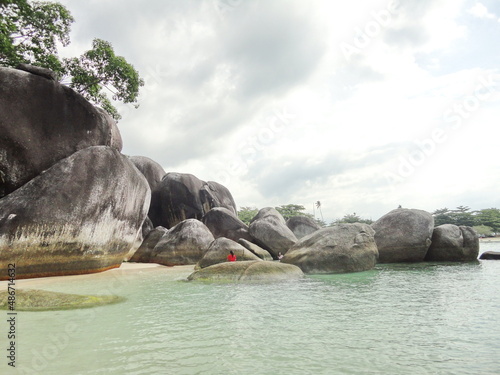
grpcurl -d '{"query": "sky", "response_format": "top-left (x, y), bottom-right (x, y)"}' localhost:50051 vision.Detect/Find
top-left (54, 0), bottom-right (500, 223)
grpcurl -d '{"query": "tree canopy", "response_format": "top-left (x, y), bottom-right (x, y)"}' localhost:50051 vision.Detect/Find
top-left (0, 0), bottom-right (143, 120)
top-left (237, 204), bottom-right (326, 227)
top-left (332, 213), bottom-right (373, 225)
top-left (275, 204), bottom-right (313, 221)
top-left (432, 207), bottom-right (500, 232)
top-left (237, 206), bottom-right (259, 226)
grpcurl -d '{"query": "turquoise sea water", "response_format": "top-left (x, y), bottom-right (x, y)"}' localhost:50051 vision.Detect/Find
top-left (2, 243), bottom-right (500, 375)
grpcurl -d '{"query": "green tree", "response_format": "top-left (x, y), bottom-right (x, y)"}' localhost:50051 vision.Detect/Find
top-left (314, 218), bottom-right (327, 227)
top-left (450, 206), bottom-right (475, 227)
top-left (432, 207), bottom-right (475, 227)
top-left (237, 206), bottom-right (259, 226)
top-left (331, 213), bottom-right (373, 225)
top-left (432, 208), bottom-right (453, 226)
top-left (473, 225), bottom-right (494, 237)
top-left (275, 204), bottom-right (313, 221)
top-left (0, 0), bottom-right (143, 120)
top-left (64, 39), bottom-right (144, 120)
top-left (474, 208), bottom-right (500, 233)
top-left (0, 0), bottom-right (73, 73)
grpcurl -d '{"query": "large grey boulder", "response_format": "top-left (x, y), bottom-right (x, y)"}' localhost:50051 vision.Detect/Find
top-left (149, 219), bottom-right (214, 266)
top-left (286, 216), bottom-right (321, 239)
top-left (0, 146), bottom-right (150, 280)
top-left (151, 172), bottom-right (205, 228)
top-left (237, 239), bottom-right (273, 261)
top-left (202, 207), bottom-right (253, 242)
top-left (187, 260), bottom-right (304, 282)
top-left (372, 208), bottom-right (434, 263)
top-left (425, 224), bottom-right (479, 261)
top-left (200, 181), bottom-right (237, 216)
top-left (248, 207), bottom-right (297, 258)
top-left (141, 216), bottom-right (154, 239)
top-left (281, 224), bottom-right (378, 274)
top-left (151, 173), bottom-right (237, 228)
top-left (129, 226), bottom-right (168, 263)
top-left (128, 155), bottom-right (166, 192)
top-left (128, 155), bottom-right (167, 225)
top-left (0, 67), bottom-right (121, 198)
top-left (197, 237), bottom-right (262, 269)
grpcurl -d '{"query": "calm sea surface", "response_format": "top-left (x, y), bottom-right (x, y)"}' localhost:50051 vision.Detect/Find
top-left (3, 243), bottom-right (500, 375)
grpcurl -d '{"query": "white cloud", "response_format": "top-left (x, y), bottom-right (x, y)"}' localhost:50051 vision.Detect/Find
top-left (468, 2), bottom-right (497, 19)
top-left (54, 0), bottom-right (500, 221)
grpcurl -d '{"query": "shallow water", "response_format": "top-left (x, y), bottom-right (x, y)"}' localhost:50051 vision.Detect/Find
top-left (2, 243), bottom-right (500, 375)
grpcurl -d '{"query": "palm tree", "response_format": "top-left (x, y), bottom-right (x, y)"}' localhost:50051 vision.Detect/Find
top-left (315, 201), bottom-right (323, 221)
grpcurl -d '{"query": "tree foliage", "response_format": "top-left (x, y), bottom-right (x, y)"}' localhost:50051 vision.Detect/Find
top-left (474, 208), bottom-right (500, 232)
top-left (331, 213), bottom-right (373, 225)
top-left (64, 39), bottom-right (144, 120)
top-left (0, 0), bottom-right (72, 72)
top-left (237, 206), bottom-right (259, 226)
top-left (238, 204), bottom-right (317, 225)
top-left (433, 207), bottom-right (500, 232)
top-left (275, 204), bottom-right (313, 221)
top-left (0, 0), bottom-right (143, 120)
top-left (473, 225), bottom-right (494, 237)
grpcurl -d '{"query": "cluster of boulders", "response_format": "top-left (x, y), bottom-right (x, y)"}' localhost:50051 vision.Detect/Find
top-left (130, 205), bottom-right (481, 281)
top-left (0, 65), bottom-right (485, 282)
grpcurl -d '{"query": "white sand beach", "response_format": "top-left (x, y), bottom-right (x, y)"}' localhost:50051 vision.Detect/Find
top-left (13, 262), bottom-right (195, 289)
top-left (479, 236), bottom-right (500, 243)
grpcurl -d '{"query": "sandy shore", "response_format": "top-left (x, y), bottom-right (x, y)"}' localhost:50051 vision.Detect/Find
top-left (479, 237), bottom-right (500, 243)
top-left (7, 238), bottom-right (499, 289)
top-left (13, 262), bottom-right (195, 289)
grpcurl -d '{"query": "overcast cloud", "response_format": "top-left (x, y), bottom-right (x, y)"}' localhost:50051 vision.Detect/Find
top-left (56, 0), bottom-right (500, 222)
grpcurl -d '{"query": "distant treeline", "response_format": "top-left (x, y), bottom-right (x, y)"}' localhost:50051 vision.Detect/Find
top-left (432, 206), bottom-right (500, 235)
top-left (238, 205), bottom-right (500, 236)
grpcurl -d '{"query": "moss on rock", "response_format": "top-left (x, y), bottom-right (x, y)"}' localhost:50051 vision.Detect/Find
top-left (0, 289), bottom-right (125, 311)
top-left (187, 260), bottom-right (304, 282)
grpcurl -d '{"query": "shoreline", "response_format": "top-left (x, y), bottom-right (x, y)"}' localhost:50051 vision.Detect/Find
top-left (6, 238), bottom-right (499, 289)
top-left (11, 262), bottom-right (195, 289)
top-left (479, 237), bottom-right (500, 243)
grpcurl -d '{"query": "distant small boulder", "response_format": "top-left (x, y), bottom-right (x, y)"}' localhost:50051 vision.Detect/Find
top-left (479, 251), bottom-right (500, 260)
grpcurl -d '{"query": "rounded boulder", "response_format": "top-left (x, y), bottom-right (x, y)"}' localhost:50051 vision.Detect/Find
top-left (0, 146), bottom-right (150, 279)
top-left (281, 223), bottom-right (378, 274)
top-left (248, 207), bottom-right (297, 258)
top-left (286, 216), bottom-right (321, 239)
top-left (425, 224), bottom-right (479, 261)
top-left (0, 67), bottom-right (121, 198)
top-left (187, 260), bottom-right (304, 282)
top-left (202, 207), bottom-right (252, 242)
top-left (371, 208), bottom-right (434, 263)
top-left (197, 237), bottom-right (262, 269)
top-left (149, 219), bottom-right (214, 266)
